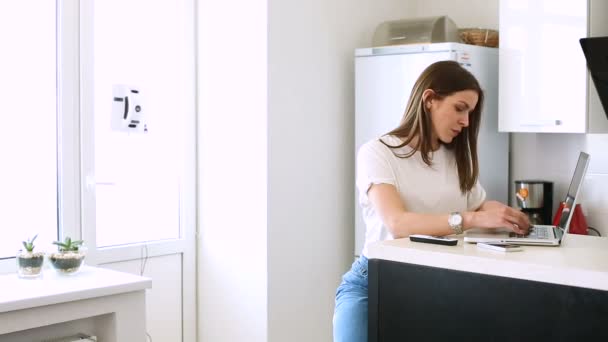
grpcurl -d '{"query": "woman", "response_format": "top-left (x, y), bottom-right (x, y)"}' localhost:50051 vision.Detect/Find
top-left (333, 60), bottom-right (530, 342)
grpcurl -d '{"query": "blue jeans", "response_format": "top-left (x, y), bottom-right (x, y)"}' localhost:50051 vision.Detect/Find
top-left (333, 256), bottom-right (368, 342)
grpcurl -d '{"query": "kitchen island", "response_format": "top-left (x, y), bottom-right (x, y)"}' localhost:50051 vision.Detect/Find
top-left (367, 234), bottom-right (608, 341)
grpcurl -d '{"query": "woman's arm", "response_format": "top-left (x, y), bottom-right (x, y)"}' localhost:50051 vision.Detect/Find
top-left (368, 184), bottom-right (531, 238)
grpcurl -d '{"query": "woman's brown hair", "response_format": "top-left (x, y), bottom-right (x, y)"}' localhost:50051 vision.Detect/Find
top-left (380, 60), bottom-right (484, 193)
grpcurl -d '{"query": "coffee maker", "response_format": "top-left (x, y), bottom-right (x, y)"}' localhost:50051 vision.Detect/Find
top-left (514, 180), bottom-right (553, 225)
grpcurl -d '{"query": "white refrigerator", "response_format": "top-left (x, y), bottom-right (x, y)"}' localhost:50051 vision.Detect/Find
top-left (354, 42), bottom-right (508, 256)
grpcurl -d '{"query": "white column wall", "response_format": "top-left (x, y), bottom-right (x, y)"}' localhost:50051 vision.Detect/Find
top-left (197, 1), bottom-right (421, 341)
top-left (267, 1), bottom-right (413, 341)
top-left (197, 0), bottom-right (268, 341)
top-left (412, 0), bottom-right (498, 29)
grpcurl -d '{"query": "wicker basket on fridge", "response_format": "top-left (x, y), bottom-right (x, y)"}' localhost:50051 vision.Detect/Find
top-left (459, 28), bottom-right (499, 47)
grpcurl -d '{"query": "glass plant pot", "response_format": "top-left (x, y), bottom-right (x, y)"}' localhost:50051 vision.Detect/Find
top-left (16, 250), bottom-right (45, 278)
top-left (49, 249), bottom-right (86, 275)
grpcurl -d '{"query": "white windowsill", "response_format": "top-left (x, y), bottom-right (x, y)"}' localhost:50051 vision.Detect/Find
top-left (0, 266), bottom-right (151, 314)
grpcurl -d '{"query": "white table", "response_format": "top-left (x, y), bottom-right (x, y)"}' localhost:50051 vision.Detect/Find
top-left (0, 266), bottom-right (151, 342)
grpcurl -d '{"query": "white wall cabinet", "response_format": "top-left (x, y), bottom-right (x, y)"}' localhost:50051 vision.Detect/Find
top-left (498, 0), bottom-right (608, 133)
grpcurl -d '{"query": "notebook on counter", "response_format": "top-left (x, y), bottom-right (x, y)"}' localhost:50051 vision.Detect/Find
top-left (464, 152), bottom-right (590, 246)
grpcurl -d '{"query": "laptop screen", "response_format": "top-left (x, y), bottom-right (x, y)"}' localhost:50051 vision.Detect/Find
top-left (557, 152), bottom-right (590, 231)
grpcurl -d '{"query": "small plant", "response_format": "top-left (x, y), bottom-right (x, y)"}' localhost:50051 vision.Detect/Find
top-left (49, 236), bottom-right (86, 275)
top-left (52, 236), bottom-right (84, 252)
top-left (17, 234), bottom-right (44, 278)
top-left (22, 234), bottom-right (38, 252)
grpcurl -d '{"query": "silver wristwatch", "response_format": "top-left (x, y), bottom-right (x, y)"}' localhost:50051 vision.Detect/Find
top-left (448, 212), bottom-right (463, 235)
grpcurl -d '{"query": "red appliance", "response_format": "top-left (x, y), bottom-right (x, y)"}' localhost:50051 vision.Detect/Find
top-left (553, 202), bottom-right (588, 235)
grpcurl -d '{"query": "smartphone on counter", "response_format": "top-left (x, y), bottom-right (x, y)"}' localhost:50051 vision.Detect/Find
top-left (409, 234), bottom-right (458, 246)
top-left (476, 242), bottom-right (522, 252)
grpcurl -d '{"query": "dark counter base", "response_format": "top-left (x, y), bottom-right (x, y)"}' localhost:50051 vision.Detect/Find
top-left (369, 258), bottom-right (608, 342)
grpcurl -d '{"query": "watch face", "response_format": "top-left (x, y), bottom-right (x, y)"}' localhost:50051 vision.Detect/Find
top-left (449, 213), bottom-right (462, 226)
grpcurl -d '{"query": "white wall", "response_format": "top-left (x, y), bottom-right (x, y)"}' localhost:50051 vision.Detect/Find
top-left (267, 1), bottom-right (414, 341)
top-left (413, 0), bottom-right (608, 236)
top-left (510, 134), bottom-right (608, 236)
top-left (101, 255), bottom-right (182, 342)
top-left (412, 0), bottom-right (499, 29)
top-left (198, 1), bottom-right (412, 341)
top-left (197, 0), bottom-right (268, 341)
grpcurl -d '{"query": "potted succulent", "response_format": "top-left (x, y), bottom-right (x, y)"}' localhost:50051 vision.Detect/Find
top-left (17, 235), bottom-right (44, 278)
top-left (49, 236), bottom-right (86, 275)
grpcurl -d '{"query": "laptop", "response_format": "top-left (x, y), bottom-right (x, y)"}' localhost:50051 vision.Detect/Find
top-left (464, 152), bottom-right (590, 246)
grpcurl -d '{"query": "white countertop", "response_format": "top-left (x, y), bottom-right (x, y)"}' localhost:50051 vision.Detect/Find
top-left (368, 233), bottom-right (608, 291)
top-left (0, 266), bottom-right (151, 313)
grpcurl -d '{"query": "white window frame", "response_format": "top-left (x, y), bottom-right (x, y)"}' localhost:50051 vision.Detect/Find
top-left (78, 0), bottom-right (196, 264)
top-left (58, 0), bottom-right (83, 248)
top-left (79, 0), bottom-right (196, 340)
top-left (0, 1), bottom-right (197, 340)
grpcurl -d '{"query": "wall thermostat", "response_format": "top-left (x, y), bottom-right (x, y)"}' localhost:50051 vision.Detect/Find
top-left (112, 84), bottom-right (147, 133)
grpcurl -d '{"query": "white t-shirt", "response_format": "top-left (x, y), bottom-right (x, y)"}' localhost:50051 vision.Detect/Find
top-left (356, 135), bottom-right (486, 257)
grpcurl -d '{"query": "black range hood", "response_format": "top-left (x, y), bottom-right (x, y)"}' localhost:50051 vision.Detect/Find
top-left (580, 36), bottom-right (608, 121)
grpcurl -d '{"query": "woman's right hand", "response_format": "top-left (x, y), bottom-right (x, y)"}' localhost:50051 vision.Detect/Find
top-left (466, 201), bottom-right (531, 235)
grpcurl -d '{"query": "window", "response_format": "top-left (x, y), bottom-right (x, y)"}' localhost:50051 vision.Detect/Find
top-left (0, 0), bottom-right (195, 268)
top-left (0, 2), bottom-right (196, 338)
top-left (0, 1), bottom-right (58, 259)
top-left (91, 0), bottom-right (191, 247)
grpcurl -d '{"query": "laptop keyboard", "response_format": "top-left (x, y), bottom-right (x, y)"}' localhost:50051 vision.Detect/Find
top-left (509, 226), bottom-right (550, 239)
